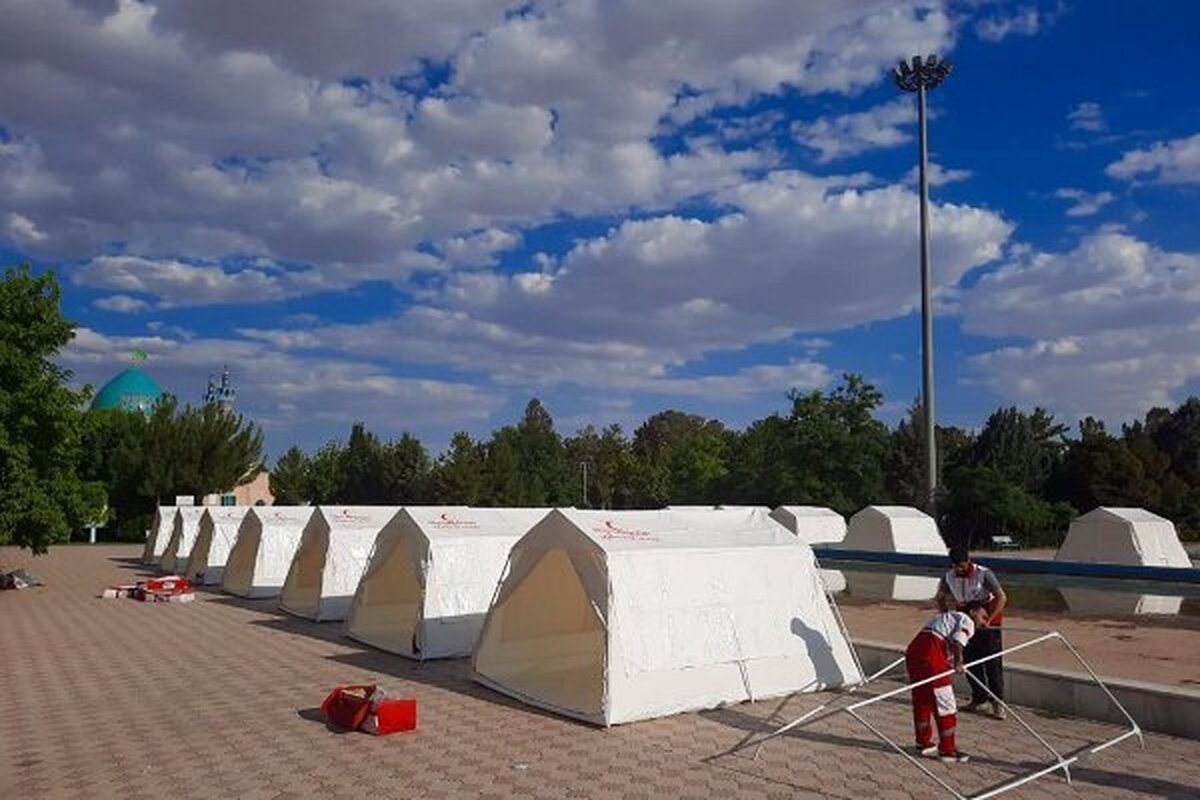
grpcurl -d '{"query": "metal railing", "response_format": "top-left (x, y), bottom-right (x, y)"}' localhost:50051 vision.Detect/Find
top-left (739, 627), bottom-right (1144, 799)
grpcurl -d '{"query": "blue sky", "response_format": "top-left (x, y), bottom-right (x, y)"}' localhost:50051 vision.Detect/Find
top-left (2, 0), bottom-right (1198, 460)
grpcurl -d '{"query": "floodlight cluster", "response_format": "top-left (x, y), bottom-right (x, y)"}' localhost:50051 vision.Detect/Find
top-left (893, 54), bottom-right (953, 92)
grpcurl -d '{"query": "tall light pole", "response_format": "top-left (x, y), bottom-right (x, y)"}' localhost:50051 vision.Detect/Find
top-left (894, 54), bottom-right (952, 512)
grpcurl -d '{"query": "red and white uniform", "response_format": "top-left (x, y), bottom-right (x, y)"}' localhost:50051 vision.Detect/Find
top-left (906, 611), bottom-right (975, 755)
top-left (942, 563), bottom-right (1003, 625)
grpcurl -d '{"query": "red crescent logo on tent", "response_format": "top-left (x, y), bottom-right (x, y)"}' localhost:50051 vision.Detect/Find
top-left (596, 520), bottom-right (656, 541)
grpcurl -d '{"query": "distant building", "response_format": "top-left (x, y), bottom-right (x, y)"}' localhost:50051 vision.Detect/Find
top-left (89, 368), bottom-right (163, 415)
top-left (203, 470), bottom-right (275, 507)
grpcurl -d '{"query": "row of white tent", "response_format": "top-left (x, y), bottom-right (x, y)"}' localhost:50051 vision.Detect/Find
top-left (142, 504), bottom-right (865, 725)
top-left (139, 501), bottom-right (1189, 726)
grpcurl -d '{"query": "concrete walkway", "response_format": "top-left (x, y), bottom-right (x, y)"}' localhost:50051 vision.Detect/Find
top-left (2, 545), bottom-right (1199, 799)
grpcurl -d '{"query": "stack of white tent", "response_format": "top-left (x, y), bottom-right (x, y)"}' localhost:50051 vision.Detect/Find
top-left (280, 506), bottom-right (401, 621)
top-left (844, 506), bottom-right (947, 555)
top-left (345, 506), bottom-right (550, 659)
top-left (185, 506), bottom-right (252, 585)
top-left (770, 506), bottom-right (847, 546)
top-left (159, 506), bottom-right (207, 574)
top-left (223, 506), bottom-right (316, 598)
top-left (142, 506), bottom-right (178, 565)
top-left (1056, 507), bottom-right (1191, 568)
top-left (472, 508), bottom-right (861, 726)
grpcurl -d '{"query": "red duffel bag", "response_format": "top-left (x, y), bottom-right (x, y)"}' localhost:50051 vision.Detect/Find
top-left (362, 698), bottom-right (418, 735)
top-left (320, 684), bottom-right (376, 731)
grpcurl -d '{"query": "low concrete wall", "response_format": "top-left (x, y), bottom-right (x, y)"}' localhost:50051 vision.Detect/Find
top-left (854, 639), bottom-right (1200, 741)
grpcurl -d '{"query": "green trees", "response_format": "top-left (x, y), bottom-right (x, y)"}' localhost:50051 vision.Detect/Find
top-left (270, 446), bottom-right (310, 506)
top-left (0, 266), bottom-right (105, 552)
top-left (629, 411), bottom-right (730, 506)
top-left (82, 396), bottom-right (265, 539)
top-left (782, 375), bottom-right (891, 515)
top-left (7, 257), bottom-right (1200, 557)
top-left (433, 432), bottom-right (486, 504)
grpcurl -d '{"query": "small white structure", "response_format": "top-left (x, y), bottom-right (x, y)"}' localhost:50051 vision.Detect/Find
top-left (159, 506), bottom-right (207, 574)
top-left (223, 506), bottom-right (316, 598)
top-left (142, 506), bottom-right (178, 564)
top-left (472, 508), bottom-right (861, 726)
top-left (1056, 507), bottom-right (1191, 568)
top-left (844, 506), bottom-right (947, 555)
top-left (345, 507), bottom-right (550, 659)
top-left (279, 506), bottom-right (401, 621)
top-left (770, 506), bottom-right (847, 546)
top-left (185, 506), bottom-right (252, 585)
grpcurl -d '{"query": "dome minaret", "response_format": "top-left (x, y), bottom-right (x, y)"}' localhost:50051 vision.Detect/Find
top-left (204, 364), bottom-right (237, 411)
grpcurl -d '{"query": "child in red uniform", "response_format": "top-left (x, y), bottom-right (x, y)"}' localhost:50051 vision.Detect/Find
top-left (906, 601), bottom-right (990, 763)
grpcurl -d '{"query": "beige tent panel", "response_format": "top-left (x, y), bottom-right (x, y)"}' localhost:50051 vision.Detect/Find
top-left (159, 507), bottom-right (207, 574)
top-left (474, 547), bottom-right (606, 720)
top-left (186, 507), bottom-right (251, 585)
top-left (143, 507), bottom-right (178, 564)
top-left (280, 506), bottom-right (401, 621)
top-left (222, 506), bottom-right (314, 598)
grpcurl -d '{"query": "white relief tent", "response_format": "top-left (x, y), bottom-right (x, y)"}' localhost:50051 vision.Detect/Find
top-left (184, 506), bottom-right (252, 585)
top-left (280, 506), bottom-right (401, 621)
top-left (472, 508), bottom-right (862, 726)
top-left (223, 506), bottom-right (317, 598)
top-left (770, 506), bottom-right (847, 546)
top-left (159, 506), bottom-right (207, 574)
top-left (142, 506), bottom-right (179, 564)
top-left (345, 506), bottom-right (551, 659)
top-left (844, 505), bottom-right (947, 555)
top-left (1056, 507), bottom-right (1191, 568)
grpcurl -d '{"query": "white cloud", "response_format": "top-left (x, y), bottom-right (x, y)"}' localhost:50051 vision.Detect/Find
top-left (0, 0), bottom-right (954, 287)
top-left (1053, 188), bottom-right (1114, 217)
top-left (962, 232), bottom-right (1200, 422)
top-left (1106, 133), bottom-right (1200, 185)
top-left (904, 162), bottom-right (972, 186)
top-left (4, 211), bottom-right (47, 244)
top-left (793, 99), bottom-right (914, 163)
top-left (975, 4), bottom-right (1061, 42)
top-left (93, 294), bottom-right (150, 313)
top-left (1067, 101), bottom-right (1107, 133)
top-left (241, 171), bottom-right (1010, 395)
top-left (63, 326), bottom-right (504, 449)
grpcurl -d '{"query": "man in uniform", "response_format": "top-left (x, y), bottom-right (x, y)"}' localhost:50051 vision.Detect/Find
top-left (936, 545), bottom-right (1008, 719)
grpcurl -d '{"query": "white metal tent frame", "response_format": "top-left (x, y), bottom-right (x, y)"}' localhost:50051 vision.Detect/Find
top-left (737, 626), bottom-right (1143, 800)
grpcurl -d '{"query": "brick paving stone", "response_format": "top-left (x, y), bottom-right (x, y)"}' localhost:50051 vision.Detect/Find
top-left (2, 544), bottom-right (1200, 799)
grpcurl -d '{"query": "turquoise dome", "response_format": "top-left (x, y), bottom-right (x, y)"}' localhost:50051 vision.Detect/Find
top-left (90, 368), bottom-right (163, 414)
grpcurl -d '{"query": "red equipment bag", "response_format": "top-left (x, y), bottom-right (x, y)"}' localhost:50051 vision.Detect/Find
top-left (362, 698), bottom-right (418, 735)
top-left (145, 576), bottom-right (191, 594)
top-left (320, 684), bottom-right (376, 731)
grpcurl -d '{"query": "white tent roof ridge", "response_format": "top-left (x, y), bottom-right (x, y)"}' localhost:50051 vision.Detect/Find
top-left (770, 506), bottom-right (847, 546)
top-left (545, 508), bottom-right (799, 552)
top-left (1083, 506), bottom-right (1169, 523)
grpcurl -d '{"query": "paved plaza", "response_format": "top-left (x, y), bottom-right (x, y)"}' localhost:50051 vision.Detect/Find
top-left (2, 545), bottom-right (1198, 799)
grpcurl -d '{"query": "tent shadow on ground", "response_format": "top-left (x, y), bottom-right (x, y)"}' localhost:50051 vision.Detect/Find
top-left (107, 556), bottom-right (158, 577)
top-left (203, 591), bottom-right (289, 616)
top-left (324, 649), bottom-right (595, 728)
top-left (246, 613), bottom-right (358, 645)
